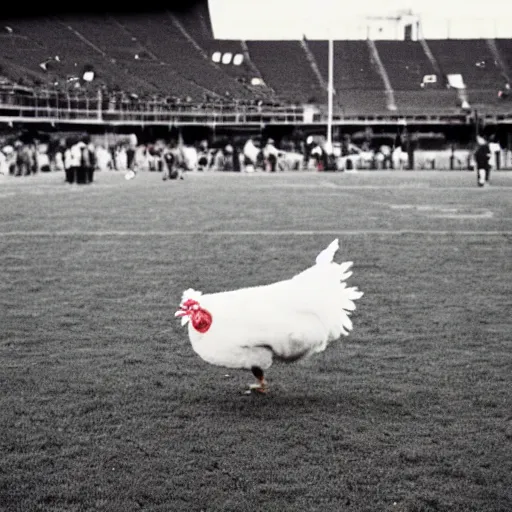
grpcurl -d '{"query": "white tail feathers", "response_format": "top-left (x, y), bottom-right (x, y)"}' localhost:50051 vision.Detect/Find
top-left (346, 287), bottom-right (364, 301)
top-left (342, 286), bottom-right (364, 313)
top-left (339, 286), bottom-right (364, 335)
top-left (338, 261), bottom-right (353, 281)
top-left (340, 314), bottom-right (353, 333)
top-left (315, 238), bottom-right (339, 265)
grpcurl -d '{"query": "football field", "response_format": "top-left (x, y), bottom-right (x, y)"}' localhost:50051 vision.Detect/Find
top-left (1, 170), bottom-right (511, 511)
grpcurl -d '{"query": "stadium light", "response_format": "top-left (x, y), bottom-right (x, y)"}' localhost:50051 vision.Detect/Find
top-left (222, 53), bottom-right (233, 64)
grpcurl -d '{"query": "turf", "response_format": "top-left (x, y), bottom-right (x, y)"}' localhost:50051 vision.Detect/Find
top-left (0, 170), bottom-right (511, 512)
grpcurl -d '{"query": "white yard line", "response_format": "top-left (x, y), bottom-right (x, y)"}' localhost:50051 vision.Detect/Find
top-left (0, 230), bottom-right (510, 236)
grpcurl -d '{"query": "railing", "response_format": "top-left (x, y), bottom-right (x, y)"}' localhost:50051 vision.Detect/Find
top-left (0, 89), bottom-right (511, 125)
top-left (0, 90), bottom-right (309, 124)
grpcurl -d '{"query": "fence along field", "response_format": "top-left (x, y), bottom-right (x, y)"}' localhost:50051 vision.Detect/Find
top-left (0, 170), bottom-right (511, 511)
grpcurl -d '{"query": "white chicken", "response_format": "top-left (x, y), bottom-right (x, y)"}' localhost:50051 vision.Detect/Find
top-left (175, 239), bottom-right (363, 394)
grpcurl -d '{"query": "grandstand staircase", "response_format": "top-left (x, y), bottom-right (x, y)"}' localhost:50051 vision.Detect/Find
top-left (167, 12), bottom-right (268, 100)
top-left (300, 39), bottom-right (328, 93)
top-left (114, 18), bottom-right (223, 99)
top-left (366, 39), bottom-right (396, 111)
top-left (419, 36), bottom-right (468, 107)
top-left (60, 21), bottom-right (106, 58)
top-left (486, 38), bottom-right (511, 84)
top-left (167, 12), bottom-right (210, 60)
top-left (167, 14), bottom-right (271, 101)
top-left (54, 17), bottom-right (164, 95)
top-left (418, 36), bottom-right (443, 82)
top-left (109, 18), bottom-right (159, 61)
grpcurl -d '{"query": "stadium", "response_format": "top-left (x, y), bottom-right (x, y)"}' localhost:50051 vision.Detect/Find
top-left (1, 1), bottom-right (511, 511)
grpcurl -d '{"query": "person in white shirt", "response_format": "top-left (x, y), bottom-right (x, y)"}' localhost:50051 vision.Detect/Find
top-left (69, 140), bottom-right (84, 184)
top-left (37, 150), bottom-right (50, 173)
top-left (263, 138), bottom-right (279, 172)
top-left (0, 149), bottom-right (7, 175)
top-left (126, 133), bottom-right (138, 174)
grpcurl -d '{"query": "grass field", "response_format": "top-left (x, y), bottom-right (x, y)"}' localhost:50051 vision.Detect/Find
top-left (1, 170), bottom-right (511, 512)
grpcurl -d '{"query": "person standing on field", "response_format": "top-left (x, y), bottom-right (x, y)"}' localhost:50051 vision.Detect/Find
top-left (474, 135), bottom-right (491, 187)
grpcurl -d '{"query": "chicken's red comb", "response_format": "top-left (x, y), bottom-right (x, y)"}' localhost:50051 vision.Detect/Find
top-left (175, 299), bottom-right (200, 317)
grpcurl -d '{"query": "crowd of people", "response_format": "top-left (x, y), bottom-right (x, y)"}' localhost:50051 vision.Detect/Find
top-left (0, 131), bottom-right (503, 186)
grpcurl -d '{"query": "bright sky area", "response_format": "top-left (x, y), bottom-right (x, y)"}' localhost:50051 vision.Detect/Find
top-left (208, 0), bottom-right (512, 39)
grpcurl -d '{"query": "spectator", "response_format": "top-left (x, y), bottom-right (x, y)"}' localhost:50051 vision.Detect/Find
top-left (474, 135), bottom-right (491, 187)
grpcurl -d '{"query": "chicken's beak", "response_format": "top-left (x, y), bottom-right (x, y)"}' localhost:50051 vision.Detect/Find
top-left (175, 307), bottom-right (191, 326)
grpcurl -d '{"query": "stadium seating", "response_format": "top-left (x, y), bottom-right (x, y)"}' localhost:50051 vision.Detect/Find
top-left (1, 6), bottom-right (512, 116)
top-left (59, 16), bottom-right (144, 62)
top-left (114, 15), bottom-right (252, 100)
top-left (374, 41), bottom-right (437, 90)
top-left (0, 18), bottom-right (156, 93)
top-left (173, 3), bottom-right (214, 40)
top-left (245, 41), bottom-right (325, 103)
top-left (494, 39), bottom-right (512, 80)
top-left (307, 41), bottom-right (383, 91)
top-left (107, 60), bottom-right (207, 99)
top-left (466, 89), bottom-right (512, 112)
top-left (7, 18), bottom-right (99, 58)
top-left (427, 39), bottom-right (503, 89)
top-left (196, 39), bottom-right (250, 82)
top-left (393, 90), bottom-right (461, 113)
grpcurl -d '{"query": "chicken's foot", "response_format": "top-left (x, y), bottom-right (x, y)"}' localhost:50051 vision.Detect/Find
top-left (246, 366), bottom-right (268, 394)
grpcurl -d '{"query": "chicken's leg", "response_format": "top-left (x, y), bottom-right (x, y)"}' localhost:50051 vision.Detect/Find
top-left (248, 366), bottom-right (268, 394)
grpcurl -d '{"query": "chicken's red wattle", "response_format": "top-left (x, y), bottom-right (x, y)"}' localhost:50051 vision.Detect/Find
top-left (177, 299), bottom-right (213, 333)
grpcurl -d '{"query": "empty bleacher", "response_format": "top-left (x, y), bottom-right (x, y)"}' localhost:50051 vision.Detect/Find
top-left (61, 16), bottom-right (143, 57)
top-left (393, 90), bottom-right (461, 113)
top-left (494, 39), bottom-right (512, 80)
top-left (245, 41), bottom-right (324, 103)
top-left (307, 41), bottom-right (383, 91)
top-left (108, 60), bottom-right (208, 99)
top-left (1, 7), bottom-right (512, 116)
top-left (0, 18), bottom-right (151, 92)
top-left (427, 39), bottom-right (503, 89)
top-left (115, 14), bottom-right (251, 99)
top-left (465, 88), bottom-right (512, 112)
top-left (196, 39), bottom-right (250, 82)
top-left (375, 41), bottom-right (437, 90)
top-left (172, 3), bottom-right (213, 41)
top-left (7, 18), bottom-right (99, 58)
top-left (336, 89), bottom-right (388, 115)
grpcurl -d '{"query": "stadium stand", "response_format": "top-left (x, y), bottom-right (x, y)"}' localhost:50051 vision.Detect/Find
top-left (307, 41), bottom-right (383, 91)
top-left (114, 14), bottom-right (253, 100)
top-left (173, 2), bottom-right (214, 40)
top-left (0, 17), bottom-right (159, 94)
top-left (60, 16), bottom-right (143, 57)
top-left (393, 90), bottom-right (461, 113)
top-left (195, 39), bottom-right (253, 84)
top-left (245, 41), bottom-right (325, 104)
top-left (335, 90), bottom-right (388, 115)
top-left (374, 41), bottom-right (438, 90)
top-left (427, 39), bottom-right (503, 89)
top-left (305, 40), bottom-right (391, 112)
top-left (494, 39), bottom-right (512, 79)
top-left (1, 3), bottom-right (512, 119)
